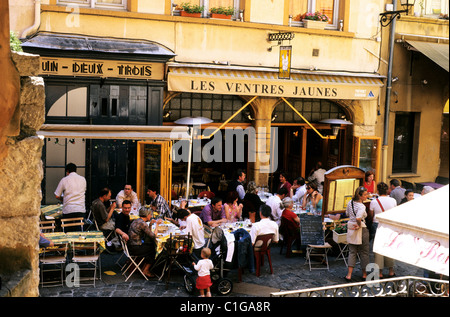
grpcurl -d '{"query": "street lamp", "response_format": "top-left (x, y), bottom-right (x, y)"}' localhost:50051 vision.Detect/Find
top-left (174, 116), bottom-right (213, 200)
top-left (379, 0), bottom-right (416, 27)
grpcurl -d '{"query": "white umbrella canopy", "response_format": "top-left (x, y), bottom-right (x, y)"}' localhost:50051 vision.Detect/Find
top-left (174, 116), bottom-right (213, 126)
top-left (373, 185), bottom-right (449, 276)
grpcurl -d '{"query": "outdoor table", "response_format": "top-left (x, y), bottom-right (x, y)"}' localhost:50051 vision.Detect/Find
top-left (41, 204), bottom-right (63, 220)
top-left (151, 220), bottom-right (183, 256)
top-left (257, 192), bottom-right (273, 203)
top-left (171, 198), bottom-right (211, 209)
top-left (39, 231), bottom-right (106, 253)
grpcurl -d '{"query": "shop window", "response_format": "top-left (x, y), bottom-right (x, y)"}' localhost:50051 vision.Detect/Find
top-left (46, 85), bottom-right (88, 122)
top-left (164, 93), bottom-right (246, 123)
top-left (57, 0), bottom-right (127, 10)
top-left (352, 137), bottom-right (381, 182)
top-left (392, 112), bottom-right (420, 174)
top-left (290, 0), bottom-right (341, 29)
top-left (273, 98), bottom-right (348, 123)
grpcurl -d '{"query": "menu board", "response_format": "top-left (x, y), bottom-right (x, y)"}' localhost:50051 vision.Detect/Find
top-left (327, 178), bottom-right (360, 211)
top-left (299, 214), bottom-right (325, 246)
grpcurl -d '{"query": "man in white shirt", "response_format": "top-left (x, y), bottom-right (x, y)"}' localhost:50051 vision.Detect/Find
top-left (250, 205), bottom-right (279, 245)
top-left (54, 163), bottom-right (87, 221)
top-left (178, 208), bottom-right (205, 259)
top-left (265, 187), bottom-right (288, 226)
top-left (290, 177), bottom-right (307, 205)
top-left (116, 184), bottom-right (139, 208)
top-left (308, 162), bottom-right (326, 194)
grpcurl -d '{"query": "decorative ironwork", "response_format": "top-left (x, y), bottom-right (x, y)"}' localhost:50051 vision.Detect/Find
top-left (268, 32), bottom-right (295, 44)
top-left (270, 276), bottom-right (449, 298)
top-left (379, 0), bottom-right (416, 28)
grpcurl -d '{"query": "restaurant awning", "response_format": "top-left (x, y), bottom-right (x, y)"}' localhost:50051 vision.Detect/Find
top-left (36, 124), bottom-right (192, 141)
top-left (167, 64), bottom-right (384, 100)
top-left (373, 185), bottom-right (449, 276)
top-left (405, 40), bottom-right (449, 72)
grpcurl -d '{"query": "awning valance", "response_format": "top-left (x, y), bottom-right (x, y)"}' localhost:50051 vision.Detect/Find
top-left (405, 40), bottom-right (449, 72)
top-left (167, 65), bottom-right (384, 100)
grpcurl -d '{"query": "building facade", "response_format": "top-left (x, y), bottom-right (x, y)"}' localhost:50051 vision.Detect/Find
top-left (9, 0), bottom-right (449, 204)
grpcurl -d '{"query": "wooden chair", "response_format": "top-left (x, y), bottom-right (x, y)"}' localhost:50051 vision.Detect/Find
top-left (197, 191), bottom-right (215, 199)
top-left (253, 234), bottom-right (275, 277)
top-left (192, 183), bottom-right (208, 197)
top-left (71, 241), bottom-right (101, 286)
top-left (279, 217), bottom-right (300, 258)
top-left (39, 220), bottom-right (56, 233)
top-left (61, 217), bottom-right (84, 232)
top-left (39, 243), bottom-right (68, 287)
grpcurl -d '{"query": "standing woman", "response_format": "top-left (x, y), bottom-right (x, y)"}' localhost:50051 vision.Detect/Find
top-left (363, 171), bottom-right (376, 195)
top-left (344, 186), bottom-right (370, 282)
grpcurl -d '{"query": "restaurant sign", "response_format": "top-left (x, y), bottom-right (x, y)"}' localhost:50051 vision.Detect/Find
top-left (39, 57), bottom-right (165, 80)
top-left (168, 67), bottom-right (383, 100)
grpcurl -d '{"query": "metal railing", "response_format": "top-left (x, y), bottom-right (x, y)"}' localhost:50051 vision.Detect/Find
top-left (270, 276), bottom-right (449, 297)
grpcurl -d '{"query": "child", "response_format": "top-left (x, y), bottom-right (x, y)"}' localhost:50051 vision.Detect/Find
top-left (192, 247), bottom-right (214, 297)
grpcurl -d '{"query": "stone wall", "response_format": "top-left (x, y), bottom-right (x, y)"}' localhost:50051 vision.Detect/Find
top-left (0, 51), bottom-right (45, 297)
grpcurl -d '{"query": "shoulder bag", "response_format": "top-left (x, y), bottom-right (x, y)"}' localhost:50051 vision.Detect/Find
top-left (346, 200), bottom-right (363, 245)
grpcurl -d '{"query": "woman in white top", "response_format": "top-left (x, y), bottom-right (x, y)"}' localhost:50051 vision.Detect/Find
top-left (369, 182), bottom-right (397, 278)
top-left (344, 186), bottom-right (370, 282)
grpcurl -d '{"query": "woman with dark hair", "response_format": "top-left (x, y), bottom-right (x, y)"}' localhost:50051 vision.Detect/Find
top-left (301, 181), bottom-right (323, 214)
top-left (344, 186), bottom-right (370, 282)
top-left (243, 181), bottom-right (263, 223)
top-left (224, 191), bottom-right (243, 222)
top-left (400, 189), bottom-right (415, 204)
top-left (363, 170), bottom-right (376, 195)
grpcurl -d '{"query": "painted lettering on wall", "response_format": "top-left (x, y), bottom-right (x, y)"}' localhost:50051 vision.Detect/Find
top-left (39, 57), bottom-right (164, 80)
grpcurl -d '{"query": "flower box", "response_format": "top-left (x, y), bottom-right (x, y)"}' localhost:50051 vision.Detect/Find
top-left (181, 11), bottom-right (202, 18)
top-left (211, 13), bottom-right (232, 19)
top-left (333, 230), bottom-right (347, 244)
top-left (303, 20), bottom-right (328, 30)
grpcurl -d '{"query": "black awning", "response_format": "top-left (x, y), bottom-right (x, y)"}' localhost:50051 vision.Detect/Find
top-left (21, 32), bottom-right (175, 62)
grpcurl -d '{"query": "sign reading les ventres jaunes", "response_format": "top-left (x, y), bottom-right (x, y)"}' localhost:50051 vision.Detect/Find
top-left (39, 57), bottom-right (165, 80)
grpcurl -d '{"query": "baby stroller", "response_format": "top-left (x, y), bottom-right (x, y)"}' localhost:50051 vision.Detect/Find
top-left (184, 226), bottom-right (233, 296)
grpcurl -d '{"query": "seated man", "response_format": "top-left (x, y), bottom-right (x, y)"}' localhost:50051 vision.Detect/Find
top-left (200, 196), bottom-right (227, 227)
top-left (249, 205), bottom-right (279, 246)
top-left (177, 208), bottom-right (206, 259)
top-left (91, 188), bottom-right (118, 251)
top-left (115, 199), bottom-right (132, 242)
top-left (265, 187), bottom-right (288, 226)
top-left (147, 186), bottom-right (173, 221)
top-left (116, 184), bottom-right (139, 209)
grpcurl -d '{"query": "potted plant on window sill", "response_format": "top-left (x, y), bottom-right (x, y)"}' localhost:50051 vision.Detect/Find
top-left (301, 11), bottom-right (330, 29)
top-left (210, 6), bottom-right (234, 19)
top-left (180, 2), bottom-right (204, 18)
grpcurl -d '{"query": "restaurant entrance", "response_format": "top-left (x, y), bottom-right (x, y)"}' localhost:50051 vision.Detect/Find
top-left (269, 125), bottom-right (349, 192)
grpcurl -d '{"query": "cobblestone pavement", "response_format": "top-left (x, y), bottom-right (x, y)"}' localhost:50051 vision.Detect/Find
top-left (39, 243), bottom-right (424, 298)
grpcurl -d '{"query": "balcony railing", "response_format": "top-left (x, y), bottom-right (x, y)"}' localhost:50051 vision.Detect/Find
top-left (270, 276), bottom-right (449, 297)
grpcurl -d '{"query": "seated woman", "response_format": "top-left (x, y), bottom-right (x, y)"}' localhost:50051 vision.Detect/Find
top-left (301, 181), bottom-right (323, 214)
top-left (243, 181), bottom-right (263, 223)
top-left (224, 191), bottom-right (243, 222)
top-left (400, 189), bottom-right (415, 204)
top-left (127, 207), bottom-right (162, 278)
top-left (363, 170), bottom-right (377, 195)
top-left (281, 197), bottom-right (300, 229)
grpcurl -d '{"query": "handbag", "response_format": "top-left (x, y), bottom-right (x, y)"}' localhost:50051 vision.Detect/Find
top-left (346, 200), bottom-right (363, 245)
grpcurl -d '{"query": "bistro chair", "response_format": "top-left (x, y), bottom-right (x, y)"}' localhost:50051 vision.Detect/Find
top-left (61, 217), bottom-right (85, 232)
top-left (71, 241), bottom-right (101, 287)
top-left (253, 234), bottom-right (275, 277)
top-left (279, 217), bottom-right (300, 258)
top-left (192, 183), bottom-right (208, 197)
top-left (197, 191), bottom-right (215, 199)
top-left (118, 236), bottom-right (149, 282)
top-left (39, 220), bottom-right (56, 233)
top-left (305, 242), bottom-right (332, 271)
top-left (39, 242), bottom-right (68, 287)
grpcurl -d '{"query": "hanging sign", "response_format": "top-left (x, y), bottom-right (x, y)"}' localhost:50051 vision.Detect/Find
top-left (279, 46), bottom-right (292, 79)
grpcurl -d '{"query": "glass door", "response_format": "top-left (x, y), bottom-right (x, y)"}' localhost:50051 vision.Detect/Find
top-left (136, 141), bottom-right (173, 205)
top-left (352, 136), bottom-right (381, 182)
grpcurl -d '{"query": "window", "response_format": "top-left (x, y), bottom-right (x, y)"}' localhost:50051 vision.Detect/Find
top-left (290, 0), bottom-right (341, 29)
top-left (46, 85), bottom-right (88, 122)
top-left (57, 0), bottom-right (127, 10)
top-left (414, 0), bottom-right (449, 16)
top-left (392, 112), bottom-right (420, 173)
top-left (175, 0), bottom-right (241, 19)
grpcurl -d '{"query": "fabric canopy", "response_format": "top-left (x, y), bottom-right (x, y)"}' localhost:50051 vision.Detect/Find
top-left (406, 40), bottom-right (449, 72)
top-left (373, 185), bottom-right (449, 276)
